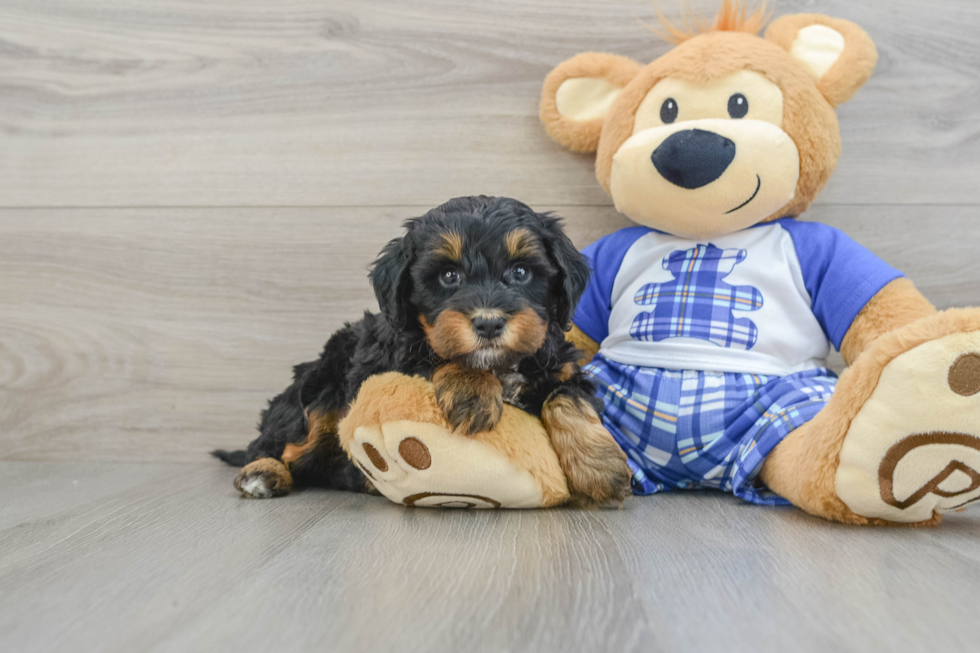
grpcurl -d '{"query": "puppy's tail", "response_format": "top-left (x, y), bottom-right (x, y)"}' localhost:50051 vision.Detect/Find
top-left (211, 449), bottom-right (247, 467)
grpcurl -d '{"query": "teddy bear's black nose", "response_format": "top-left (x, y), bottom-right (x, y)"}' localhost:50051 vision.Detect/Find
top-left (651, 129), bottom-right (736, 189)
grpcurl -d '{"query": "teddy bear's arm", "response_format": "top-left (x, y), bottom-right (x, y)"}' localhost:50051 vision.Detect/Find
top-left (839, 278), bottom-right (936, 366)
top-left (566, 324), bottom-right (600, 364)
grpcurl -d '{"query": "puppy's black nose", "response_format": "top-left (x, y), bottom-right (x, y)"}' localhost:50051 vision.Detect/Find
top-left (651, 129), bottom-right (736, 189)
top-left (473, 316), bottom-right (506, 340)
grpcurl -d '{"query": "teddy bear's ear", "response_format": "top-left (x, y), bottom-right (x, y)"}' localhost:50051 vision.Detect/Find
top-left (765, 14), bottom-right (878, 108)
top-left (540, 53), bottom-right (643, 153)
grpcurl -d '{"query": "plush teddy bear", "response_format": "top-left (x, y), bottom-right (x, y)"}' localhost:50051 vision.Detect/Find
top-left (343, 1), bottom-right (980, 524)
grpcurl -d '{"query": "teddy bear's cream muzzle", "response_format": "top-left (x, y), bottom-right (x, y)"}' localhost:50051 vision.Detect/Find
top-left (609, 118), bottom-right (800, 239)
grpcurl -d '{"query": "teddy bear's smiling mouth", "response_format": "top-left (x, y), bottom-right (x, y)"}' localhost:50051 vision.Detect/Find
top-left (724, 175), bottom-right (762, 215)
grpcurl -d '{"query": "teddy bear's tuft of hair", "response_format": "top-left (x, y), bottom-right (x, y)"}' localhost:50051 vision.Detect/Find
top-left (646, 0), bottom-right (772, 45)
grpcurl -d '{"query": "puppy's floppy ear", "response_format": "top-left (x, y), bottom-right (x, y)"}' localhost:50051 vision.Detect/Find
top-left (540, 52), bottom-right (643, 153)
top-left (765, 14), bottom-right (877, 108)
top-left (536, 213), bottom-right (591, 330)
top-left (369, 226), bottom-right (416, 330)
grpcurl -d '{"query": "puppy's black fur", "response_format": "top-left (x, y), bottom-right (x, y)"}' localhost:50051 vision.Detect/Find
top-left (213, 196), bottom-right (601, 495)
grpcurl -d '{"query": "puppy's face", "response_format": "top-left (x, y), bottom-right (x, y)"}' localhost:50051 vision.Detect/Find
top-left (371, 197), bottom-right (590, 371)
top-left (414, 222), bottom-right (554, 369)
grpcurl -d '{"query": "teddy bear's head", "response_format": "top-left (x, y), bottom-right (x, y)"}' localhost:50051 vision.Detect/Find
top-left (540, 1), bottom-right (878, 238)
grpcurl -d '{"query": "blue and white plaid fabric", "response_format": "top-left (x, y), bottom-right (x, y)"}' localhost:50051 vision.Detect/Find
top-left (630, 244), bottom-right (764, 350)
top-left (584, 354), bottom-right (837, 505)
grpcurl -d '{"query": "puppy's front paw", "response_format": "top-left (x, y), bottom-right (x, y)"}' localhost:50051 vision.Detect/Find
top-left (433, 364), bottom-right (503, 435)
top-left (233, 458), bottom-right (293, 499)
top-left (543, 395), bottom-right (631, 508)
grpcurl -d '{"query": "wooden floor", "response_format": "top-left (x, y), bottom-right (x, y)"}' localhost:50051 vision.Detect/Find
top-left (2, 1), bottom-right (980, 651)
top-left (3, 463), bottom-right (980, 653)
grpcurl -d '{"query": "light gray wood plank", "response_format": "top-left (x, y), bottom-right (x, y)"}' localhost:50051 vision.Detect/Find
top-left (1, 0), bottom-right (979, 207)
top-left (0, 462), bottom-right (365, 653)
top-left (2, 461), bottom-right (980, 653)
top-left (609, 497), bottom-right (980, 652)
top-left (0, 461), bottom-right (192, 529)
top-left (2, 205), bottom-right (978, 462)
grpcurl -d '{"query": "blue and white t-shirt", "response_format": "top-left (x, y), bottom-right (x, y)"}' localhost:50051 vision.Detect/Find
top-left (575, 219), bottom-right (904, 377)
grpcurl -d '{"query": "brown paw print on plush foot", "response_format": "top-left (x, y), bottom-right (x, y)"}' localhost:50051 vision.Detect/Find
top-left (346, 418), bottom-right (559, 509)
top-left (836, 332), bottom-right (980, 523)
top-left (338, 373), bottom-right (570, 509)
top-left (234, 458), bottom-right (294, 499)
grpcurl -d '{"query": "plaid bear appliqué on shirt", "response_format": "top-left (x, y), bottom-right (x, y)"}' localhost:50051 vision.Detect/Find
top-left (629, 244), bottom-right (764, 350)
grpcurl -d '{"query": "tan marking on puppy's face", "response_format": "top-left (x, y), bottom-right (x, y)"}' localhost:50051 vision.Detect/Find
top-left (420, 311), bottom-right (480, 359)
top-left (498, 308), bottom-right (549, 355)
top-left (610, 70), bottom-right (800, 238)
top-left (504, 228), bottom-right (543, 260)
top-left (433, 231), bottom-right (464, 261)
top-left (423, 307), bottom-right (548, 366)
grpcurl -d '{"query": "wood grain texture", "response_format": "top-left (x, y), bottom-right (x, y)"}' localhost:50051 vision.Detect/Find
top-left (1, 0), bottom-right (979, 207)
top-left (2, 206), bottom-right (978, 462)
top-left (2, 2), bottom-right (980, 651)
top-left (1, 461), bottom-right (980, 653)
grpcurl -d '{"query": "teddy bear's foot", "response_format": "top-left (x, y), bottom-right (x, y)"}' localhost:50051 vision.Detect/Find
top-left (760, 309), bottom-right (980, 525)
top-left (835, 330), bottom-right (980, 523)
top-left (234, 458), bottom-right (293, 499)
top-left (338, 373), bottom-right (570, 509)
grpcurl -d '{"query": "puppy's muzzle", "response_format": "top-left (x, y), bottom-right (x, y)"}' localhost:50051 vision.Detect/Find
top-left (472, 315), bottom-right (506, 340)
top-left (422, 307), bottom-right (548, 368)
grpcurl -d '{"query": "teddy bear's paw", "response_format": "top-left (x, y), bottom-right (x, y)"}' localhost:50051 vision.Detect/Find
top-left (234, 458), bottom-right (293, 499)
top-left (836, 331), bottom-right (980, 523)
top-left (346, 419), bottom-right (546, 509)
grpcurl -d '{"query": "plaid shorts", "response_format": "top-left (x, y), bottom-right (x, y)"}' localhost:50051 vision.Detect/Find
top-left (584, 354), bottom-right (838, 505)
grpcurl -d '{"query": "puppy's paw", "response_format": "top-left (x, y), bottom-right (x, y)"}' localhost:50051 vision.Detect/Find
top-left (433, 364), bottom-right (504, 435)
top-left (496, 370), bottom-right (527, 407)
top-left (233, 458), bottom-right (293, 499)
top-left (543, 395), bottom-right (632, 508)
top-left (442, 394), bottom-right (504, 436)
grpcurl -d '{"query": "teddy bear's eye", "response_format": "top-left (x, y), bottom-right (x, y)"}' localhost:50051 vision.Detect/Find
top-left (660, 98), bottom-right (678, 124)
top-left (728, 93), bottom-right (749, 119)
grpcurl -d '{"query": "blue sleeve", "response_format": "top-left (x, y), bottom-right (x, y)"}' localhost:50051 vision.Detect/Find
top-left (573, 226), bottom-right (651, 344)
top-left (779, 219), bottom-right (905, 349)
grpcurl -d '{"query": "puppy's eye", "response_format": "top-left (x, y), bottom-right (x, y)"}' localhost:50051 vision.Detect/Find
top-left (439, 269), bottom-right (460, 287)
top-left (660, 98), bottom-right (678, 124)
top-left (509, 265), bottom-right (531, 284)
top-left (727, 93), bottom-right (748, 119)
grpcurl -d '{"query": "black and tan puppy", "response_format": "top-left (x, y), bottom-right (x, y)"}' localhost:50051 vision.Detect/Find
top-left (213, 196), bottom-right (630, 506)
